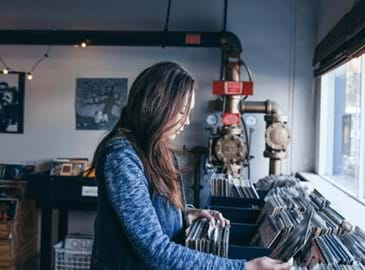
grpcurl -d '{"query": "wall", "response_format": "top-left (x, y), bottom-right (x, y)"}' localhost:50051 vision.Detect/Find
top-left (317, 0), bottom-right (354, 43)
top-left (0, 0), bottom-right (318, 236)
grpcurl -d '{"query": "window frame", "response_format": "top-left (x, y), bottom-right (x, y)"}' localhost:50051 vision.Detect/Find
top-left (317, 55), bottom-right (365, 200)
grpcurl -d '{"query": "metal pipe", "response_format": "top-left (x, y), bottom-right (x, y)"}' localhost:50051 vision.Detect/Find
top-left (220, 31), bottom-right (242, 53)
top-left (268, 100), bottom-right (284, 116)
top-left (269, 159), bottom-right (282, 176)
top-left (222, 0), bottom-right (228, 32)
top-left (241, 100), bottom-right (287, 176)
top-left (241, 101), bottom-right (268, 114)
top-left (223, 56), bottom-right (241, 114)
top-left (0, 30), bottom-right (243, 50)
top-left (240, 100), bottom-right (284, 116)
top-left (224, 96), bottom-right (241, 114)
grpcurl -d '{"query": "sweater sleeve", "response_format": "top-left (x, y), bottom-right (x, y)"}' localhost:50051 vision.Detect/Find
top-left (103, 145), bottom-right (246, 270)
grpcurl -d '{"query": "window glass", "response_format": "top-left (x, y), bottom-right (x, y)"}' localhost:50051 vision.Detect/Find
top-left (321, 57), bottom-right (362, 195)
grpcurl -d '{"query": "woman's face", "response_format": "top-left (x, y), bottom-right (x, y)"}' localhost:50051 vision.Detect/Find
top-left (168, 91), bottom-right (195, 141)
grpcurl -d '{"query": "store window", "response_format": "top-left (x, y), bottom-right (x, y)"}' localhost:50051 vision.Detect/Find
top-left (319, 55), bottom-right (364, 198)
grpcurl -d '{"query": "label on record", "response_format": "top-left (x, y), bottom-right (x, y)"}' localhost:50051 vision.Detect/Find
top-left (82, 186), bottom-right (98, 197)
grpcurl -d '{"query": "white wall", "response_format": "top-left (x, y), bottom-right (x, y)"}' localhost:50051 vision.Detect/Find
top-left (0, 0), bottom-right (319, 235)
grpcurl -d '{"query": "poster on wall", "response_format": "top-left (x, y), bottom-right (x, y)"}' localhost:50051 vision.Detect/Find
top-left (75, 78), bottom-right (128, 130)
top-left (0, 72), bottom-right (25, 133)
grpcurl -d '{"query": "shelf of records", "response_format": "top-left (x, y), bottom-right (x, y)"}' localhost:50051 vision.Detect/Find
top-left (0, 181), bottom-right (37, 269)
top-left (49, 158), bottom-right (94, 177)
top-left (0, 158), bottom-right (95, 183)
top-left (184, 174), bottom-right (365, 269)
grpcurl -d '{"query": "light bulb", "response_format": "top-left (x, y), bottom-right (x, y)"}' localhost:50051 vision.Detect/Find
top-left (81, 42), bottom-right (87, 48)
top-left (27, 73), bottom-right (33, 80)
top-left (2, 68), bottom-right (9, 74)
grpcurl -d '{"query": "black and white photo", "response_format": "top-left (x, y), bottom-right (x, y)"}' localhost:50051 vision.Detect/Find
top-left (75, 78), bottom-right (128, 130)
top-left (0, 72), bottom-right (25, 133)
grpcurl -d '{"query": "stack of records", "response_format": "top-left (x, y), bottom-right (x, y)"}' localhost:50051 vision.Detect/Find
top-left (210, 173), bottom-right (259, 199)
top-left (252, 183), bottom-right (354, 265)
top-left (308, 189), bottom-right (352, 235)
top-left (251, 208), bottom-right (305, 248)
top-left (257, 185), bottom-right (310, 224)
top-left (270, 209), bottom-right (314, 261)
top-left (339, 227), bottom-right (365, 264)
top-left (185, 218), bottom-right (230, 257)
top-left (291, 265), bottom-right (365, 270)
top-left (255, 174), bottom-right (300, 191)
top-left (313, 235), bottom-right (355, 265)
top-left (257, 186), bottom-right (351, 235)
top-left (311, 207), bottom-right (352, 236)
top-left (309, 189), bottom-right (330, 210)
top-left (301, 226), bottom-right (365, 268)
top-left (312, 264), bottom-right (365, 269)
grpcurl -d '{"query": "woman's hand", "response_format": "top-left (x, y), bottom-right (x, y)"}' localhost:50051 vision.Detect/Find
top-left (245, 257), bottom-right (293, 270)
top-left (185, 208), bottom-right (230, 227)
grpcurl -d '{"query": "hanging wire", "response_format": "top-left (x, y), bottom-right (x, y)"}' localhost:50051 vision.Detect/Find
top-left (162, 0), bottom-right (172, 48)
top-left (222, 0), bottom-right (228, 32)
top-left (240, 59), bottom-right (253, 82)
top-left (220, 0), bottom-right (229, 80)
top-left (1, 46), bottom-right (52, 76)
top-left (29, 45), bottom-right (52, 73)
top-left (0, 57), bottom-right (9, 69)
top-left (241, 115), bottom-right (251, 180)
top-left (164, 0), bottom-right (172, 32)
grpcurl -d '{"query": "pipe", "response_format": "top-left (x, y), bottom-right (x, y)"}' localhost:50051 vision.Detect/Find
top-left (0, 30), bottom-right (243, 50)
top-left (240, 100), bottom-right (284, 116)
top-left (222, 0), bottom-right (228, 32)
top-left (241, 100), bottom-right (287, 176)
top-left (269, 159), bottom-right (282, 176)
top-left (223, 54), bottom-right (241, 114)
top-left (220, 31), bottom-right (242, 54)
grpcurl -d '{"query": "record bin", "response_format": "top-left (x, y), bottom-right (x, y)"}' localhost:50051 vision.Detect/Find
top-left (209, 206), bottom-right (260, 224)
top-left (228, 223), bottom-right (272, 260)
top-left (208, 190), bottom-right (268, 209)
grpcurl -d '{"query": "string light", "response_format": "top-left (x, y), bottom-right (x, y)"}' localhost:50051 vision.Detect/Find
top-left (0, 57), bottom-right (10, 75)
top-left (28, 45), bottom-right (52, 76)
top-left (73, 41), bottom-right (88, 48)
top-left (0, 46), bottom-right (51, 80)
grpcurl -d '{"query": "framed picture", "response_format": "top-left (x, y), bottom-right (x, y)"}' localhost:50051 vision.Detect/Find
top-left (75, 78), bottom-right (128, 130)
top-left (60, 163), bottom-right (73, 176)
top-left (0, 72), bottom-right (25, 133)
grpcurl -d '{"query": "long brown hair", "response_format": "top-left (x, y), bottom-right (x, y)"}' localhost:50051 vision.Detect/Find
top-left (92, 62), bottom-right (194, 209)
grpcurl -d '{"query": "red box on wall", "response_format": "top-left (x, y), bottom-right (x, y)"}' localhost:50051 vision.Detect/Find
top-left (213, 81), bottom-right (253, 96)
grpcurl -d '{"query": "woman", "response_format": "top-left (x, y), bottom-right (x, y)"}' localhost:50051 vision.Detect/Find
top-left (91, 62), bottom-right (292, 270)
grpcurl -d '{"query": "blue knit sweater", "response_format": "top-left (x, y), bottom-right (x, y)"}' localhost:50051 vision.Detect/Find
top-left (91, 137), bottom-right (246, 269)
